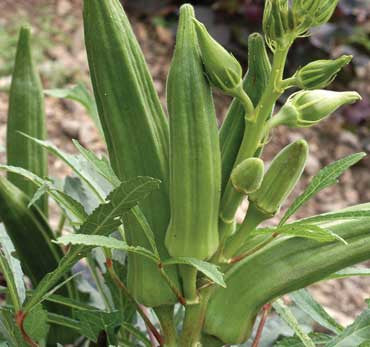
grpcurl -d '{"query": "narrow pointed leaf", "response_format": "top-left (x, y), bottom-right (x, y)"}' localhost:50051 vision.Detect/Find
top-left (290, 289), bottom-right (343, 334)
top-left (280, 153), bottom-right (366, 225)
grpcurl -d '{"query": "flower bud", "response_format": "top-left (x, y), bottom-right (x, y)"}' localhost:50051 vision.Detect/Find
top-left (220, 158), bottom-right (264, 223)
top-left (296, 55), bottom-right (352, 90)
top-left (231, 158), bottom-right (264, 195)
top-left (268, 90), bottom-right (361, 129)
top-left (263, 0), bottom-right (294, 47)
top-left (248, 139), bottom-right (308, 216)
top-left (194, 19), bottom-right (254, 115)
top-left (293, 0), bottom-right (340, 34)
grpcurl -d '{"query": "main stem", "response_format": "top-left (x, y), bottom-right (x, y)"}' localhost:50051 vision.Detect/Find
top-left (155, 306), bottom-right (178, 347)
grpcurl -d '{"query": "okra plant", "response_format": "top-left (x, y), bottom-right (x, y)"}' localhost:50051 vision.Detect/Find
top-left (0, 0), bottom-right (369, 346)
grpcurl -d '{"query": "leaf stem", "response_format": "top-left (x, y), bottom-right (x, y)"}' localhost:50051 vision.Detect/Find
top-left (159, 263), bottom-right (186, 305)
top-left (251, 303), bottom-right (272, 347)
top-left (15, 310), bottom-right (38, 347)
top-left (105, 258), bottom-right (163, 346)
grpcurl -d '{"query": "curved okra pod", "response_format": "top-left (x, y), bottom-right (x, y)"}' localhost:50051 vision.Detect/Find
top-left (165, 4), bottom-right (221, 261)
top-left (7, 27), bottom-right (48, 217)
top-left (83, 0), bottom-right (179, 306)
top-left (204, 211), bottom-right (370, 344)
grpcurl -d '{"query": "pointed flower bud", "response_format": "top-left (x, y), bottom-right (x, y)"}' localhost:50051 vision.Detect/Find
top-left (194, 19), bottom-right (254, 116)
top-left (248, 140), bottom-right (308, 216)
top-left (296, 55), bottom-right (352, 90)
top-left (268, 90), bottom-right (361, 129)
top-left (293, 0), bottom-right (340, 35)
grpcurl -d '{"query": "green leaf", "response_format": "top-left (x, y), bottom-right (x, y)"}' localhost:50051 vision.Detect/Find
top-left (274, 332), bottom-right (333, 346)
top-left (326, 304), bottom-right (370, 346)
top-left (27, 183), bottom-right (49, 208)
top-left (56, 234), bottom-right (158, 263)
top-left (77, 310), bottom-right (123, 344)
top-left (0, 309), bottom-right (26, 347)
top-left (73, 140), bottom-right (120, 187)
top-left (256, 223), bottom-right (346, 243)
top-left (327, 267), bottom-right (370, 280)
top-left (0, 224), bottom-right (25, 308)
top-left (20, 134), bottom-right (113, 199)
top-left (23, 304), bottom-right (49, 342)
top-left (293, 210), bottom-right (370, 225)
top-left (290, 289), bottom-right (343, 334)
top-left (273, 299), bottom-right (315, 347)
top-left (280, 153), bottom-right (366, 225)
top-left (163, 257), bottom-right (226, 288)
top-left (0, 165), bottom-right (87, 222)
top-left (44, 83), bottom-right (104, 137)
top-left (46, 312), bottom-right (80, 332)
top-left (24, 177), bottom-right (159, 312)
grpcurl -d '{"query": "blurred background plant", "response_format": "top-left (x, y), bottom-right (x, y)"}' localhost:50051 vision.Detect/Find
top-left (0, 0), bottom-right (369, 333)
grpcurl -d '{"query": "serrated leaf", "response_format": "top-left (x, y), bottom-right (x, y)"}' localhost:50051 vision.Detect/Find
top-left (0, 225), bottom-right (25, 307)
top-left (64, 176), bottom-right (99, 214)
top-left (163, 257), bottom-right (226, 288)
top-left (73, 140), bottom-right (120, 187)
top-left (274, 332), bottom-right (333, 346)
top-left (20, 134), bottom-right (113, 199)
top-left (327, 267), bottom-right (370, 280)
top-left (56, 234), bottom-right (158, 263)
top-left (256, 223), bottom-right (346, 243)
top-left (294, 210), bottom-right (370, 225)
top-left (0, 165), bottom-right (87, 222)
top-left (44, 83), bottom-right (103, 137)
top-left (24, 304), bottom-right (49, 342)
top-left (27, 183), bottom-right (49, 208)
top-left (77, 310), bottom-right (123, 344)
top-left (326, 304), bottom-right (370, 346)
top-left (25, 177), bottom-right (159, 312)
top-left (290, 289), bottom-right (343, 334)
top-left (273, 299), bottom-right (315, 347)
top-left (280, 153), bottom-right (366, 225)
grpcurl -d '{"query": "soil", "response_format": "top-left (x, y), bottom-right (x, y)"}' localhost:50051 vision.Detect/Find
top-left (0, 0), bottom-right (369, 330)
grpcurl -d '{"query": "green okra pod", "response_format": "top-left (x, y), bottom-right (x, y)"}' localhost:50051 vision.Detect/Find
top-left (219, 33), bottom-right (271, 193)
top-left (165, 4), bottom-right (221, 260)
top-left (84, 0), bottom-right (179, 306)
top-left (7, 26), bottom-right (48, 217)
top-left (223, 139), bottom-right (308, 258)
top-left (204, 208), bottom-right (370, 344)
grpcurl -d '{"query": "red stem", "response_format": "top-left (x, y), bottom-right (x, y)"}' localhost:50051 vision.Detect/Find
top-left (251, 304), bottom-right (271, 347)
top-left (15, 311), bottom-right (38, 347)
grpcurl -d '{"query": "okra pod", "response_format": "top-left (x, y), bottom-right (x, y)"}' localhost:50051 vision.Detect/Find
top-left (7, 26), bottom-right (48, 217)
top-left (165, 4), bottom-right (221, 260)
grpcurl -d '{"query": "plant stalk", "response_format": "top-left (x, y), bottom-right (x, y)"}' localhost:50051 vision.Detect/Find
top-left (154, 306), bottom-right (178, 347)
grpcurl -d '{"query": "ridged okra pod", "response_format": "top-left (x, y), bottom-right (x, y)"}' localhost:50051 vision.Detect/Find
top-left (165, 4), bottom-right (221, 260)
top-left (220, 33), bottom-right (271, 193)
top-left (7, 27), bottom-right (48, 217)
top-left (83, 0), bottom-right (179, 306)
top-left (204, 210), bottom-right (370, 344)
top-left (224, 139), bottom-right (308, 258)
top-left (0, 177), bottom-right (76, 344)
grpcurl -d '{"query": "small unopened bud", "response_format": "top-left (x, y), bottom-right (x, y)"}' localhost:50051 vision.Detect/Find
top-left (296, 55), bottom-right (352, 90)
top-left (220, 158), bottom-right (264, 223)
top-left (231, 158), bottom-right (264, 195)
top-left (293, 0), bottom-right (340, 34)
top-left (268, 90), bottom-right (361, 128)
top-left (249, 139), bottom-right (308, 216)
top-left (194, 19), bottom-right (254, 116)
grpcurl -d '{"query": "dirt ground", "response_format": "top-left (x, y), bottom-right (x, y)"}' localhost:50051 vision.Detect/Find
top-left (0, 0), bottom-right (369, 329)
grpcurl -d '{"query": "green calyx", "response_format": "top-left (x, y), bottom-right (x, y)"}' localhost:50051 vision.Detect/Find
top-left (248, 139), bottom-right (308, 216)
top-left (268, 90), bottom-right (361, 129)
top-left (296, 55), bottom-right (352, 90)
top-left (231, 158), bottom-right (264, 195)
top-left (193, 18), bottom-right (254, 116)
